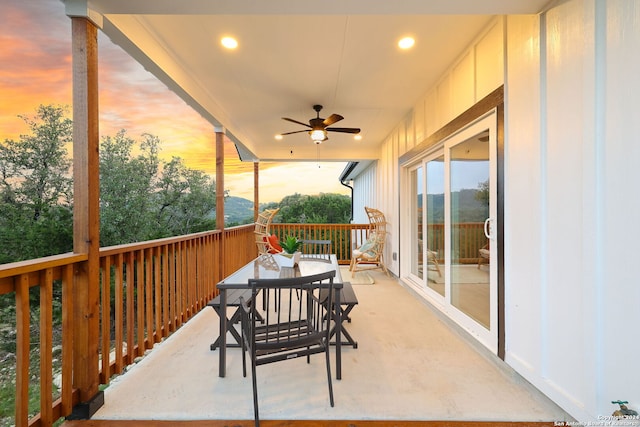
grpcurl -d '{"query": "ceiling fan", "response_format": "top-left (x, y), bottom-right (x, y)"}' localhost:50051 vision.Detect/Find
top-left (280, 104), bottom-right (361, 144)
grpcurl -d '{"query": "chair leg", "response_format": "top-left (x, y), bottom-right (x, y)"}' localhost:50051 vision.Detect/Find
top-left (324, 346), bottom-right (335, 407)
top-left (433, 259), bottom-right (442, 277)
top-left (251, 359), bottom-right (260, 427)
top-left (241, 333), bottom-right (247, 378)
top-left (379, 256), bottom-right (390, 276)
top-left (349, 256), bottom-right (356, 272)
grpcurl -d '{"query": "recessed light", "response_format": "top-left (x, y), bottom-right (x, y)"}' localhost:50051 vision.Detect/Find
top-left (221, 36), bottom-right (238, 49)
top-left (398, 37), bottom-right (415, 50)
top-left (275, 134), bottom-right (283, 140)
top-left (354, 134), bottom-right (362, 141)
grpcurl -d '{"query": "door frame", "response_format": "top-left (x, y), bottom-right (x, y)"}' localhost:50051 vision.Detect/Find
top-left (443, 111), bottom-right (498, 353)
top-left (399, 86), bottom-right (505, 358)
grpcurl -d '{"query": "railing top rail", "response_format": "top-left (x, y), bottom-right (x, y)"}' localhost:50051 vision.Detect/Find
top-left (99, 228), bottom-right (225, 257)
top-left (0, 224), bottom-right (255, 277)
top-left (271, 223), bottom-right (369, 227)
top-left (0, 252), bottom-right (88, 279)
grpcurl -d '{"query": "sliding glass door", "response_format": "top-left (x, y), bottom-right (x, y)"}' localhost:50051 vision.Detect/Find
top-left (425, 155), bottom-right (445, 296)
top-left (410, 167), bottom-right (423, 279)
top-left (447, 130), bottom-right (494, 338)
top-left (407, 112), bottom-right (498, 352)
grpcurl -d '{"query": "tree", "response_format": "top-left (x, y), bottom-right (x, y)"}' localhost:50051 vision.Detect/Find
top-left (275, 193), bottom-right (351, 224)
top-left (0, 105), bottom-right (73, 262)
top-left (99, 130), bottom-right (220, 246)
top-left (475, 179), bottom-right (490, 206)
top-left (99, 130), bottom-right (160, 247)
top-left (277, 193), bottom-right (307, 223)
top-left (152, 156), bottom-right (218, 238)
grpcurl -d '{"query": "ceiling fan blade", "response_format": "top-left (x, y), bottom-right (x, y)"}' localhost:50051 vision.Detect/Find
top-left (326, 127), bottom-right (361, 134)
top-left (323, 114), bottom-right (344, 126)
top-left (282, 117), bottom-right (311, 128)
top-left (280, 130), bottom-right (309, 136)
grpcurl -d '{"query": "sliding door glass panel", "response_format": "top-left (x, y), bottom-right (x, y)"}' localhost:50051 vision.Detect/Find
top-left (425, 155), bottom-right (445, 296)
top-left (449, 135), bottom-right (490, 329)
top-left (410, 167), bottom-right (423, 279)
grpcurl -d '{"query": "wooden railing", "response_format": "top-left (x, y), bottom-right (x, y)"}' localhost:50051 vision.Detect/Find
top-left (0, 252), bottom-right (88, 427)
top-left (0, 225), bottom-right (255, 427)
top-left (270, 223), bottom-right (370, 264)
top-left (423, 222), bottom-right (488, 264)
top-left (0, 221), bottom-right (486, 427)
top-left (98, 224), bottom-right (257, 385)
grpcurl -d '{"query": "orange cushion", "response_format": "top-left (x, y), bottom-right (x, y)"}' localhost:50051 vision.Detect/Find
top-left (265, 234), bottom-right (282, 253)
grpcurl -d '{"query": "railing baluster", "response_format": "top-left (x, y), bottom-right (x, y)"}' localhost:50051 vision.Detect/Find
top-left (162, 244), bottom-right (169, 337)
top-left (115, 253), bottom-right (124, 374)
top-left (145, 248), bottom-right (153, 349)
top-left (136, 249), bottom-right (145, 356)
top-left (39, 268), bottom-right (54, 426)
top-left (15, 274), bottom-right (30, 427)
top-left (100, 256), bottom-right (111, 382)
top-left (153, 246), bottom-right (162, 343)
top-left (61, 264), bottom-right (74, 414)
top-left (126, 251), bottom-right (135, 365)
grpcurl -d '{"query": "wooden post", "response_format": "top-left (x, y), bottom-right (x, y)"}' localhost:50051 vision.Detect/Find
top-left (70, 16), bottom-right (104, 418)
top-left (215, 127), bottom-right (225, 276)
top-left (254, 162), bottom-right (259, 221)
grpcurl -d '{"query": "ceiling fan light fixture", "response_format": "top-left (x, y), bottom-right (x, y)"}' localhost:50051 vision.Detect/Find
top-left (310, 129), bottom-right (326, 144)
top-left (281, 105), bottom-right (359, 144)
top-left (398, 36), bottom-right (415, 50)
top-left (221, 36), bottom-right (238, 49)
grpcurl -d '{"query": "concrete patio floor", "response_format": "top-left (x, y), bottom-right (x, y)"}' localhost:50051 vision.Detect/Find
top-left (90, 267), bottom-right (573, 423)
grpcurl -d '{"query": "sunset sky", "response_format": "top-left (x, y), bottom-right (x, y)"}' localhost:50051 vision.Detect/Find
top-left (0, 0), bottom-right (350, 203)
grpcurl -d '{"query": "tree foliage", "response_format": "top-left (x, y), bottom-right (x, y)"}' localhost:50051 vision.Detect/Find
top-left (0, 105), bottom-right (221, 261)
top-left (99, 130), bottom-right (160, 246)
top-left (0, 105), bottom-right (73, 263)
top-left (99, 130), bottom-right (219, 247)
top-left (0, 104), bottom-right (352, 264)
top-left (275, 192), bottom-right (351, 224)
top-left (152, 156), bottom-right (218, 238)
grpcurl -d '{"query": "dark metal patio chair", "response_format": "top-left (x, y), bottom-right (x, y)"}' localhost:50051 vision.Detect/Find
top-left (239, 270), bottom-right (336, 427)
top-left (301, 239), bottom-right (332, 261)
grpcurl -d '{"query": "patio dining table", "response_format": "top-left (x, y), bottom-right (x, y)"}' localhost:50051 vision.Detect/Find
top-left (214, 254), bottom-right (346, 379)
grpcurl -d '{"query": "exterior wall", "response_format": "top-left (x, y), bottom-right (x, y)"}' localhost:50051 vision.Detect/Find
top-left (352, 162), bottom-right (377, 224)
top-left (505, 0), bottom-right (640, 421)
top-left (367, 18), bottom-right (505, 277)
top-left (356, 1), bottom-right (640, 422)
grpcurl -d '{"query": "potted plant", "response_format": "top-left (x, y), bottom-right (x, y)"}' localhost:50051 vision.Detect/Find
top-left (277, 235), bottom-right (302, 266)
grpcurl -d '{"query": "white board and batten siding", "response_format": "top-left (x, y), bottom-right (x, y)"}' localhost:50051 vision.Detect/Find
top-left (350, 3), bottom-right (640, 422)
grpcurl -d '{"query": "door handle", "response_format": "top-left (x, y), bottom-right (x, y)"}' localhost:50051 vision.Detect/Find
top-left (484, 218), bottom-right (492, 240)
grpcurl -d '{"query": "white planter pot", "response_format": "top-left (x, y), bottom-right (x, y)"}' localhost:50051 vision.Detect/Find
top-left (276, 251), bottom-right (301, 268)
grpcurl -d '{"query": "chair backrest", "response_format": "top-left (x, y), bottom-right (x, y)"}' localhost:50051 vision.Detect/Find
top-left (245, 270), bottom-right (336, 365)
top-left (364, 206), bottom-right (388, 253)
top-left (365, 206), bottom-right (387, 234)
top-left (254, 208), bottom-right (280, 255)
top-left (301, 239), bottom-right (332, 260)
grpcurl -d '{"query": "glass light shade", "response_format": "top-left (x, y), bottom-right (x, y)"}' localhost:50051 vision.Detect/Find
top-left (310, 129), bottom-right (326, 143)
top-left (221, 36), bottom-right (238, 49)
top-left (398, 37), bottom-right (415, 49)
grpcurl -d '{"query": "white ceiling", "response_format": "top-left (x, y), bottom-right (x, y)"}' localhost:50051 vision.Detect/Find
top-left (63, 0), bottom-right (550, 162)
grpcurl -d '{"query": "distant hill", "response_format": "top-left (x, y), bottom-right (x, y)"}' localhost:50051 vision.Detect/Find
top-left (421, 189), bottom-right (488, 223)
top-left (224, 196), bottom-right (254, 225)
